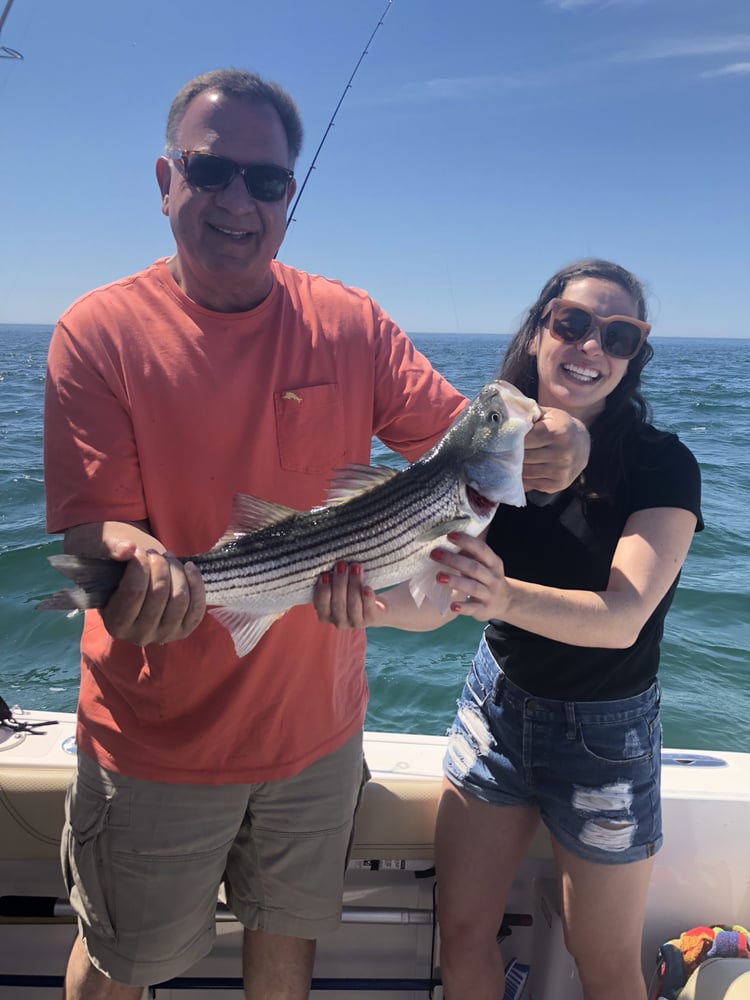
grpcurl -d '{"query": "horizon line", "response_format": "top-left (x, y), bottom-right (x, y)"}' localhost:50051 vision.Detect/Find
top-left (0, 323), bottom-right (747, 343)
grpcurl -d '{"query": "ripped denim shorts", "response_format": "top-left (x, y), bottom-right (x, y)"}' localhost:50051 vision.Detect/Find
top-left (442, 636), bottom-right (663, 865)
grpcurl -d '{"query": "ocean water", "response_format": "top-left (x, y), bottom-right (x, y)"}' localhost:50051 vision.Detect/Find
top-left (1, 325), bottom-right (748, 752)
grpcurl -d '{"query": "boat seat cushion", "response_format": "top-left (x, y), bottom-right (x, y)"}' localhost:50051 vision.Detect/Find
top-left (679, 958), bottom-right (750, 999)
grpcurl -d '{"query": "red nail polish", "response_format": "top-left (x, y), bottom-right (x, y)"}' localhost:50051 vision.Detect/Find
top-left (451, 602), bottom-right (461, 612)
top-left (351, 564), bottom-right (361, 576)
top-left (336, 562), bottom-right (347, 574)
top-left (321, 572), bottom-right (331, 584)
top-left (430, 548), bottom-right (443, 561)
top-left (447, 532), bottom-right (460, 542)
top-left (436, 572), bottom-right (449, 584)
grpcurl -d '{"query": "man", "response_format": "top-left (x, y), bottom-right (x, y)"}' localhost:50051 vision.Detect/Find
top-left (44, 69), bottom-right (588, 1000)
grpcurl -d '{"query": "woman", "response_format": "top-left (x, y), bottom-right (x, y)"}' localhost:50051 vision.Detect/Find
top-left (314, 259), bottom-right (702, 1000)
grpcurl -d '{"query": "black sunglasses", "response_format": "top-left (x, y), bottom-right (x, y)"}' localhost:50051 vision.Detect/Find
top-left (541, 298), bottom-right (651, 361)
top-left (170, 150), bottom-right (293, 203)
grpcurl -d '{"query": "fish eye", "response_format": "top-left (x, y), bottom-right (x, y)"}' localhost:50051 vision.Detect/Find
top-left (488, 410), bottom-right (501, 423)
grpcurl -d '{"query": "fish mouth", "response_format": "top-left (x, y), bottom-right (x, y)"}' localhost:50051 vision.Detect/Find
top-left (467, 485), bottom-right (496, 517)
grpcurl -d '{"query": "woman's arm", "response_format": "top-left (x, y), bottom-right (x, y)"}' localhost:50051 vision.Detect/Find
top-left (435, 507), bottom-right (698, 648)
top-left (312, 563), bottom-right (460, 632)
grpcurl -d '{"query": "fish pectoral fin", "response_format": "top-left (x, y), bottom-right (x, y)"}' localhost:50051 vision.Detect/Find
top-left (408, 531), bottom-right (463, 614)
top-left (208, 607), bottom-right (285, 657)
top-left (325, 463), bottom-right (401, 505)
top-left (417, 518), bottom-right (472, 543)
top-left (408, 568), bottom-right (453, 616)
top-left (211, 494), bottom-right (302, 549)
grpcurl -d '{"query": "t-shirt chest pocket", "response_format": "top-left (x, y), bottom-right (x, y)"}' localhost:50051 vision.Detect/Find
top-left (274, 383), bottom-right (347, 474)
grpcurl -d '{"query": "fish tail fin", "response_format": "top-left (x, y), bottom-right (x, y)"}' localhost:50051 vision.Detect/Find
top-left (37, 555), bottom-right (125, 611)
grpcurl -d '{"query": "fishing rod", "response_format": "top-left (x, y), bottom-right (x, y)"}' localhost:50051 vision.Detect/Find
top-left (285, 0), bottom-right (394, 230)
top-left (0, 0), bottom-right (23, 59)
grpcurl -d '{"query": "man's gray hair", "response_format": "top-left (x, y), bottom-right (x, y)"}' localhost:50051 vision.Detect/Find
top-left (165, 68), bottom-right (304, 164)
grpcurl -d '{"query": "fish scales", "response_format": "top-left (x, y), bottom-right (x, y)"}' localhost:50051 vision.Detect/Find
top-left (192, 463), bottom-right (461, 607)
top-left (200, 463), bottom-right (456, 576)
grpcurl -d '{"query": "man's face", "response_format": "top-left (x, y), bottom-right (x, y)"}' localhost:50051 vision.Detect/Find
top-left (156, 90), bottom-right (297, 312)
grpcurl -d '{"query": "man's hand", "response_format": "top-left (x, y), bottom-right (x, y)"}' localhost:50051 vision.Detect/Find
top-left (63, 521), bottom-right (206, 646)
top-left (100, 544), bottom-right (206, 646)
top-left (522, 407), bottom-right (590, 493)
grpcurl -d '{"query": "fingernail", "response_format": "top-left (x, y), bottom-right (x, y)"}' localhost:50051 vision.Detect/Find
top-left (451, 602), bottom-right (462, 612)
top-left (447, 532), bottom-right (460, 541)
top-left (430, 549), bottom-right (443, 561)
top-left (362, 587), bottom-right (374, 597)
top-left (321, 572), bottom-right (331, 584)
top-left (351, 564), bottom-right (361, 576)
top-left (436, 572), bottom-right (449, 584)
top-left (336, 562), bottom-right (347, 574)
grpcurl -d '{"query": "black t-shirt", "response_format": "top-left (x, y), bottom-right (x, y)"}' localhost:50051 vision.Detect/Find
top-left (484, 424), bottom-right (703, 700)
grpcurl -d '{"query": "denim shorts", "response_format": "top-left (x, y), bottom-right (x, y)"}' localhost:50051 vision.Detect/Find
top-left (443, 636), bottom-right (663, 865)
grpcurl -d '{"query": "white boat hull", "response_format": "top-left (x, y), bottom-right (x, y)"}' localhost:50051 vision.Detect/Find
top-left (1, 710), bottom-right (749, 997)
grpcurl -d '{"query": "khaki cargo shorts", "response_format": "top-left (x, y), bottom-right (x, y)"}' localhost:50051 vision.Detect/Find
top-left (62, 732), bottom-right (367, 986)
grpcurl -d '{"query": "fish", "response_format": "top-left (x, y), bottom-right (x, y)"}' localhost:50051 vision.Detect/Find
top-left (38, 380), bottom-right (540, 657)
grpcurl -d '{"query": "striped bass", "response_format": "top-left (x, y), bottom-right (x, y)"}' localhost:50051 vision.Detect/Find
top-left (39, 380), bottom-right (539, 656)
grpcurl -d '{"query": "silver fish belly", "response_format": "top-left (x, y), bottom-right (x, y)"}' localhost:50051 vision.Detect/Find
top-left (39, 380), bottom-right (539, 656)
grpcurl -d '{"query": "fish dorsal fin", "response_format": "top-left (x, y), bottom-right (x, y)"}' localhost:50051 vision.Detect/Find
top-left (325, 463), bottom-right (401, 505)
top-left (211, 494), bottom-right (301, 550)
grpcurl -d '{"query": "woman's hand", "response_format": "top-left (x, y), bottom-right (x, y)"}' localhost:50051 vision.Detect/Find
top-left (312, 536), bottom-right (509, 630)
top-left (313, 562), bottom-right (388, 629)
top-left (430, 531), bottom-right (510, 620)
top-left (523, 407), bottom-right (590, 493)
top-left (313, 558), bottom-right (465, 633)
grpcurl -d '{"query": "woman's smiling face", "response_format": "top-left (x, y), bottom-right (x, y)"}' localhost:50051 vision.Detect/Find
top-left (529, 277), bottom-right (641, 425)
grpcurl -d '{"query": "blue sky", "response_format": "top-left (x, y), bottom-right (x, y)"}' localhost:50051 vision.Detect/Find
top-left (0, 0), bottom-right (747, 336)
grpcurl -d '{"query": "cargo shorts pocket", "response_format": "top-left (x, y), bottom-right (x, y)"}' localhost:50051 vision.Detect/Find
top-left (61, 771), bottom-right (125, 941)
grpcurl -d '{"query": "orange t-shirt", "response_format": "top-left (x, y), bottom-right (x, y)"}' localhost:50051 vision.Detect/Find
top-left (44, 259), bottom-right (466, 783)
